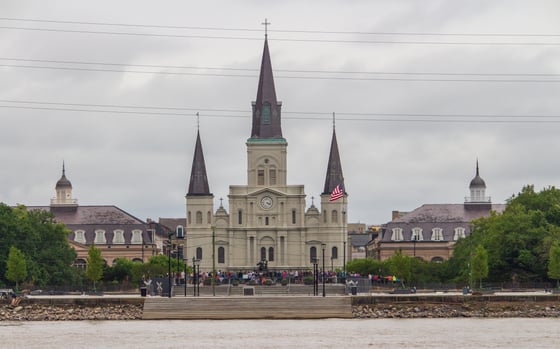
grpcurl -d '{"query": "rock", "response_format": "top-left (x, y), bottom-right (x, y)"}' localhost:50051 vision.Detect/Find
top-left (13, 306), bottom-right (23, 313)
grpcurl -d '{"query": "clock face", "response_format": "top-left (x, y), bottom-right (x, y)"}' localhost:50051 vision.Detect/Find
top-left (260, 196), bottom-right (273, 210)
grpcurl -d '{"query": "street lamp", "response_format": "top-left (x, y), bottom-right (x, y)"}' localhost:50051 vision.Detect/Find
top-left (321, 243), bottom-right (326, 297)
top-left (183, 256), bottom-right (188, 297)
top-left (312, 257), bottom-right (319, 296)
top-left (193, 258), bottom-right (201, 297)
top-left (412, 235), bottom-right (417, 257)
top-left (167, 232), bottom-right (173, 298)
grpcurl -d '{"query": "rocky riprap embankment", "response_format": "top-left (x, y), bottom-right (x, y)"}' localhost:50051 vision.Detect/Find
top-left (352, 302), bottom-right (560, 318)
top-left (0, 303), bottom-right (142, 321)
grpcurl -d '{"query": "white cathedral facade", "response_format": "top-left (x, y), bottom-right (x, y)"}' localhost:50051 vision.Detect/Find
top-left (185, 37), bottom-right (348, 272)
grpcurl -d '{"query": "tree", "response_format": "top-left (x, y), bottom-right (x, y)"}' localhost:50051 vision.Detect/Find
top-left (86, 245), bottom-right (104, 291)
top-left (6, 246), bottom-right (27, 290)
top-left (547, 240), bottom-right (560, 288)
top-left (471, 244), bottom-right (488, 289)
top-left (0, 204), bottom-right (78, 287)
top-left (387, 249), bottom-right (412, 288)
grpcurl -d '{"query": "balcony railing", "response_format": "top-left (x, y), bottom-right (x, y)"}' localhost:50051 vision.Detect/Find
top-left (464, 196), bottom-right (491, 203)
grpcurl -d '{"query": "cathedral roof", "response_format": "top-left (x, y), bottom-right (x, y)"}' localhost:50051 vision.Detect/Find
top-left (250, 37), bottom-right (283, 139)
top-left (187, 130), bottom-right (211, 196)
top-left (323, 128), bottom-right (345, 195)
top-left (55, 163), bottom-right (72, 189)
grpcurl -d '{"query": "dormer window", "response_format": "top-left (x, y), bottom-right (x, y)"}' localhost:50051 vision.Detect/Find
top-left (431, 228), bottom-right (444, 241)
top-left (113, 230), bottom-right (125, 244)
top-left (453, 227), bottom-right (466, 240)
top-left (74, 230), bottom-right (86, 244)
top-left (94, 230), bottom-right (106, 244)
top-left (131, 230), bottom-right (143, 244)
top-left (411, 227), bottom-right (423, 241)
top-left (391, 228), bottom-right (404, 241)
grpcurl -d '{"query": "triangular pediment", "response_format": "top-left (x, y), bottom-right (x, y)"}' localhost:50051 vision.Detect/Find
top-left (248, 188), bottom-right (286, 197)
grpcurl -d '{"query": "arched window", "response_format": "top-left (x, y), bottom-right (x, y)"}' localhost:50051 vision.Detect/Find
top-left (74, 230), bottom-right (86, 244)
top-left (411, 227), bottom-right (423, 241)
top-left (218, 247), bottom-right (225, 264)
top-left (268, 247), bottom-right (274, 262)
top-left (331, 246), bottom-right (338, 259)
top-left (94, 230), bottom-right (106, 244)
top-left (131, 230), bottom-right (143, 244)
top-left (431, 228), bottom-right (444, 241)
top-left (269, 169), bottom-right (277, 185)
top-left (260, 247), bottom-right (267, 261)
top-left (238, 210), bottom-right (243, 225)
top-left (391, 228), bottom-right (404, 241)
top-left (188, 211), bottom-right (192, 225)
top-left (196, 247), bottom-right (203, 260)
top-left (431, 256), bottom-right (444, 263)
top-left (453, 227), bottom-right (466, 240)
top-left (262, 102), bottom-right (271, 124)
top-left (331, 210), bottom-right (338, 223)
top-left (310, 246), bottom-right (317, 263)
top-left (113, 230), bottom-right (125, 244)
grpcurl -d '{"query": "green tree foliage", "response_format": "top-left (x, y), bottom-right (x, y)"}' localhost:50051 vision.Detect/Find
top-left (387, 250), bottom-right (412, 287)
top-left (0, 204), bottom-right (77, 287)
top-left (345, 258), bottom-right (387, 276)
top-left (471, 244), bottom-right (489, 289)
top-left (86, 245), bottom-right (104, 290)
top-left (451, 185), bottom-right (560, 284)
top-left (6, 246), bottom-right (27, 289)
top-left (547, 240), bottom-right (560, 288)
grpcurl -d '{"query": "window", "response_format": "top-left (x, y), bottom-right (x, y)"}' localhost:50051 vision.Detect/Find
top-left (391, 228), bottom-right (403, 241)
top-left (196, 247), bottom-right (203, 260)
top-left (268, 247), bottom-right (274, 262)
top-left (331, 210), bottom-right (338, 223)
top-left (74, 258), bottom-right (87, 269)
top-left (207, 211), bottom-right (212, 224)
top-left (218, 247), bottom-right (225, 263)
top-left (292, 209), bottom-right (296, 224)
top-left (431, 228), bottom-right (444, 241)
top-left (332, 246), bottom-right (338, 259)
top-left (323, 210), bottom-right (327, 223)
top-left (411, 227), bottom-right (423, 241)
top-left (196, 211), bottom-right (203, 224)
top-left (257, 169), bottom-right (265, 185)
top-left (188, 211), bottom-right (192, 225)
top-left (131, 230), bottom-right (143, 244)
top-left (74, 230), bottom-right (86, 244)
top-left (238, 210), bottom-right (243, 225)
top-left (265, 217), bottom-right (269, 225)
top-left (94, 230), bottom-right (106, 244)
top-left (453, 227), bottom-right (466, 240)
top-left (261, 247), bottom-right (267, 261)
top-left (262, 103), bottom-right (271, 124)
top-left (310, 246), bottom-right (317, 263)
top-left (269, 169), bottom-right (277, 185)
top-left (113, 230), bottom-right (125, 244)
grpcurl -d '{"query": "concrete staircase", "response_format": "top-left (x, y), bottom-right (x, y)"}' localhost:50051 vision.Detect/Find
top-left (172, 284), bottom-right (347, 297)
top-left (143, 295), bottom-right (352, 320)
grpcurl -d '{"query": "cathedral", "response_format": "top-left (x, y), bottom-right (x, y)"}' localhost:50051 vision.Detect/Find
top-left (185, 37), bottom-right (348, 272)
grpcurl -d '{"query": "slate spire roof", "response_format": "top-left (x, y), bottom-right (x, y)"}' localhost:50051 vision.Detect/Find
top-left (55, 161), bottom-right (72, 189)
top-left (250, 37), bottom-right (283, 139)
top-left (187, 130), bottom-right (211, 196)
top-left (469, 160), bottom-right (486, 189)
top-left (323, 126), bottom-right (345, 195)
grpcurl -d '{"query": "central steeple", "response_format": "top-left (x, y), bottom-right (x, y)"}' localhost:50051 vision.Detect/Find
top-left (250, 36), bottom-right (283, 139)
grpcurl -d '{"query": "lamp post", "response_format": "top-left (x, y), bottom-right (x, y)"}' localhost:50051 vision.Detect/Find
top-left (194, 258), bottom-right (201, 296)
top-left (321, 243), bottom-right (326, 297)
top-left (343, 241), bottom-right (346, 283)
top-left (412, 235), bottom-right (417, 257)
top-left (192, 257), bottom-right (196, 297)
top-left (312, 257), bottom-right (318, 296)
top-left (167, 232), bottom-right (173, 298)
top-left (183, 257), bottom-right (188, 297)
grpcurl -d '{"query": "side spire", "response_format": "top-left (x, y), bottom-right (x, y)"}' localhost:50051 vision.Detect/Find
top-left (323, 124), bottom-right (345, 195)
top-left (187, 127), bottom-right (211, 196)
top-left (250, 33), bottom-right (283, 139)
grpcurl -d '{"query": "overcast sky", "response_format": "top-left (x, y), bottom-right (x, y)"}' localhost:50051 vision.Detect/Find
top-left (1, 1), bottom-right (560, 225)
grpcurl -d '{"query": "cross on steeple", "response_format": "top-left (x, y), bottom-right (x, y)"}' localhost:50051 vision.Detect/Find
top-left (262, 18), bottom-right (271, 37)
top-left (196, 112), bottom-right (200, 130)
top-left (332, 112), bottom-right (336, 130)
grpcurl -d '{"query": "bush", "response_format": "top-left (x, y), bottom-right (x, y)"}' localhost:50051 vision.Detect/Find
top-left (303, 276), bottom-right (314, 285)
top-left (264, 279), bottom-right (273, 286)
top-left (280, 279), bottom-right (288, 286)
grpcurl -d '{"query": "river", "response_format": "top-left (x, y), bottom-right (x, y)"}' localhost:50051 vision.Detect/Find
top-left (1, 318), bottom-right (558, 348)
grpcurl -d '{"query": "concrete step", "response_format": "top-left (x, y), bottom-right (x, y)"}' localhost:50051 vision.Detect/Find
top-left (143, 296), bottom-right (352, 320)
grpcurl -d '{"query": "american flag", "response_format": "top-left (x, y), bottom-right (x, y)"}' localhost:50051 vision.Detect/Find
top-left (329, 184), bottom-right (344, 202)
